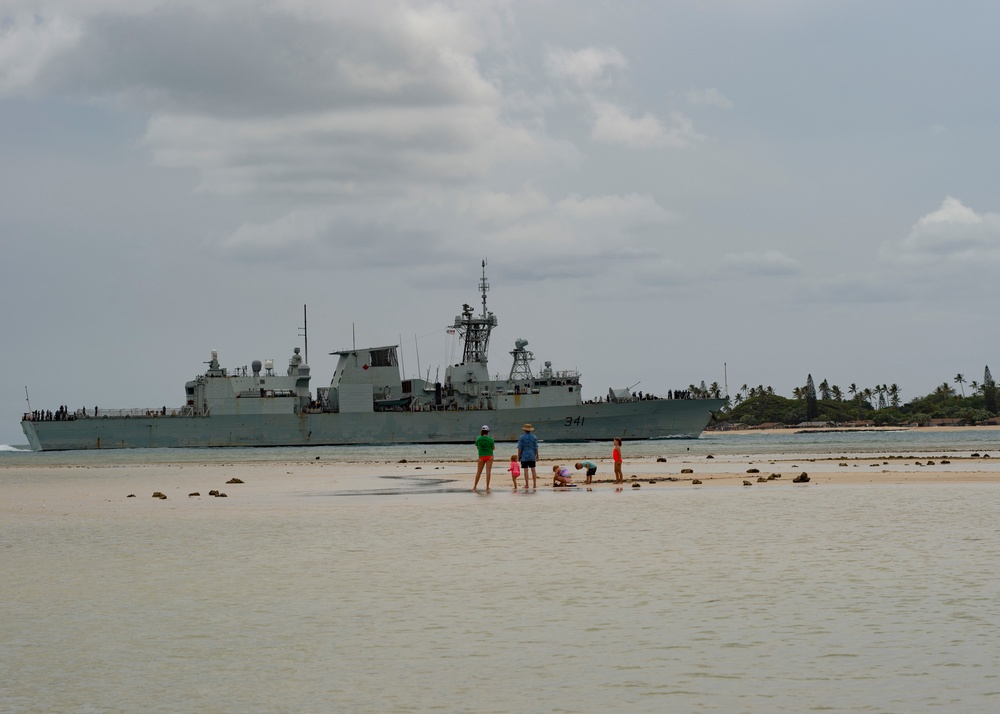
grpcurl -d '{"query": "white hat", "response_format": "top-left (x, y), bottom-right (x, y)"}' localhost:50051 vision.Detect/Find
top-left (481, 425), bottom-right (490, 431)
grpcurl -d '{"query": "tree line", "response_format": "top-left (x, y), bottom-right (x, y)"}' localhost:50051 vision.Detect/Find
top-left (715, 366), bottom-right (999, 427)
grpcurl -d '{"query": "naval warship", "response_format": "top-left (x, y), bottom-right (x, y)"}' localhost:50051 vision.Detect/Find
top-left (21, 263), bottom-right (726, 450)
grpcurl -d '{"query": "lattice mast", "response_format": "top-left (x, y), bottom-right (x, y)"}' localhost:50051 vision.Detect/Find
top-left (508, 339), bottom-right (535, 380)
top-left (454, 260), bottom-right (497, 365)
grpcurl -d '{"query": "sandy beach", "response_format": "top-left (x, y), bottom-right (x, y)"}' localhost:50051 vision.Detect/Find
top-left (5, 431), bottom-right (1000, 516)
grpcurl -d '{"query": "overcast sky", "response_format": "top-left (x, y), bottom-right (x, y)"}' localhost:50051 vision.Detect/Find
top-left (3, 0), bottom-right (999, 445)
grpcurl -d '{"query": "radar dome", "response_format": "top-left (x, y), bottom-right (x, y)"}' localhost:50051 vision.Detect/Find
top-left (252, 360), bottom-right (262, 375)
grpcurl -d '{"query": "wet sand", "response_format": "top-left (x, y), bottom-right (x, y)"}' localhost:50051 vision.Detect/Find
top-left (5, 442), bottom-right (1000, 516)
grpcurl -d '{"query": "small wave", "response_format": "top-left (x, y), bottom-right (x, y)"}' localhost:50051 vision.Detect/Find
top-left (0, 444), bottom-right (30, 452)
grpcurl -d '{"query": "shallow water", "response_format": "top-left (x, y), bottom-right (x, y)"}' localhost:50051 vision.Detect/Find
top-left (2, 427), bottom-right (999, 467)
top-left (4, 482), bottom-right (1000, 712)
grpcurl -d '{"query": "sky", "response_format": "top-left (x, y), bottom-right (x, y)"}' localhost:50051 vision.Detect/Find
top-left (2, 0), bottom-right (999, 445)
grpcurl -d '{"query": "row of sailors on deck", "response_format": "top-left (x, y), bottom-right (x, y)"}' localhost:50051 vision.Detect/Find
top-left (24, 405), bottom-right (86, 422)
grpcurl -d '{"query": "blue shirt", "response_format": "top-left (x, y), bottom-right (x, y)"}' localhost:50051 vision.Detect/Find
top-left (517, 432), bottom-right (538, 461)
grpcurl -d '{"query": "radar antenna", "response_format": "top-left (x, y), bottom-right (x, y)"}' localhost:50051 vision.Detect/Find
top-left (453, 260), bottom-right (497, 365)
top-left (508, 339), bottom-right (535, 381)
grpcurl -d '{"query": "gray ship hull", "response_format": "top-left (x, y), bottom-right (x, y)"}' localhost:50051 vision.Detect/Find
top-left (22, 398), bottom-right (724, 451)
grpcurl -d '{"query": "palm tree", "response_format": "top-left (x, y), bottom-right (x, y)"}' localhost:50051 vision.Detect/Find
top-left (831, 385), bottom-right (843, 401)
top-left (848, 383), bottom-right (858, 400)
top-left (970, 380), bottom-right (980, 395)
top-left (955, 373), bottom-right (966, 397)
top-left (888, 384), bottom-right (900, 408)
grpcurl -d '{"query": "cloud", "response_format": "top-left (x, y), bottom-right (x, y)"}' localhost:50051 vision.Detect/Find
top-left (883, 196), bottom-right (1000, 266)
top-left (686, 88), bottom-right (734, 110)
top-left (544, 45), bottom-right (627, 88)
top-left (143, 104), bottom-right (554, 196)
top-left (218, 189), bottom-right (678, 280)
top-left (12, 2), bottom-right (574, 197)
top-left (460, 185), bottom-right (551, 225)
top-left (796, 271), bottom-right (909, 303)
top-left (723, 249), bottom-right (799, 275)
top-left (0, 13), bottom-right (81, 94)
top-left (590, 101), bottom-right (704, 149)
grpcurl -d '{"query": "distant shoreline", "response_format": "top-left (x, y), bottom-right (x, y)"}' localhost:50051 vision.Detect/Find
top-left (708, 424), bottom-right (1000, 436)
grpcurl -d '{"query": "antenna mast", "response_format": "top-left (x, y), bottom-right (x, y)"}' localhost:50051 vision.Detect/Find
top-left (454, 259), bottom-right (497, 364)
top-left (299, 305), bottom-right (308, 364)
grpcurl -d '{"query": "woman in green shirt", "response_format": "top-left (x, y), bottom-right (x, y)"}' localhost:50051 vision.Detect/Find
top-left (473, 425), bottom-right (495, 491)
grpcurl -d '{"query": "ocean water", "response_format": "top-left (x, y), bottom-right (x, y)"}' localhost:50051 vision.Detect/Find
top-left (4, 430), bottom-right (1000, 712)
top-left (4, 480), bottom-right (1000, 711)
top-left (2, 427), bottom-right (999, 466)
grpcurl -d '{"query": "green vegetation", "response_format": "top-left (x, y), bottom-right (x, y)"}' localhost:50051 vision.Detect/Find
top-left (714, 365), bottom-right (999, 428)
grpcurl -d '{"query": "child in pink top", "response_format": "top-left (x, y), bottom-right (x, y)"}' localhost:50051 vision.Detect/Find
top-left (508, 454), bottom-right (522, 488)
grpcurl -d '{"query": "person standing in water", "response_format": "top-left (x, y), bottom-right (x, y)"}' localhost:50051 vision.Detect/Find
top-left (612, 438), bottom-right (624, 484)
top-left (507, 454), bottom-right (521, 489)
top-left (473, 425), bottom-right (495, 491)
top-left (517, 423), bottom-right (539, 488)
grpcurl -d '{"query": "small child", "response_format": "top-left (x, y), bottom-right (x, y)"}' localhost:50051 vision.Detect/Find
top-left (552, 464), bottom-right (574, 487)
top-left (508, 454), bottom-right (521, 488)
top-left (613, 438), bottom-right (623, 484)
top-left (575, 460), bottom-right (598, 484)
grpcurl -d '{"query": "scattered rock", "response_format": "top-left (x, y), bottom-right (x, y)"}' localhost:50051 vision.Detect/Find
top-left (941, 460), bottom-right (950, 464)
top-left (757, 476), bottom-right (767, 482)
top-left (747, 468), bottom-right (759, 474)
top-left (839, 462), bottom-right (848, 467)
top-left (792, 472), bottom-right (810, 483)
top-left (767, 474), bottom-right (781, 480)
top-left (985, 454), bottom-right (991, 458)
top-left (692, 479), bottom-right (702, 485)
top-left (208, 489), bottom-right (220, 496)
top-left (972, 453), bottom-right (980, 458)
top-left (706, 455), bottom-right (714, 459)
top-left (648, 480), bottom-right (656, 485)
top-left (152, 492), bottom-right (167, 499)
top-left (226, 477), bottom-right (244, 484)
top-left (189, 492), bottom-right (200, 497)
top-left (743, 480), bottom-right (752, 486)
top-left (632, 482), bottom-right (640, 488)
top-left (681, 468), bottom-right (694, 474)
top-left (656, 457), bottom-right (666, 462)
top-left (926, 460), bottom-right (935, 466)
top-left (127, 494), bottom-right (136, 498)
top-left (398, 459), bottom-right (408, 463)
top-left (215, 492), bottom-right (228, 497)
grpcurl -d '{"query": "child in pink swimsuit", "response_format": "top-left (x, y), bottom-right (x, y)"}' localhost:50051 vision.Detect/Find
top-left (613, 438), bottom-right (623, 484)
top-left (508, 454), bottom-right (521, 488)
